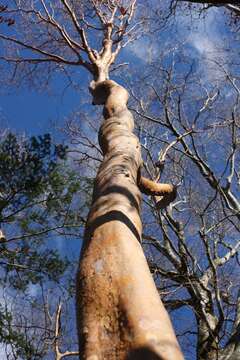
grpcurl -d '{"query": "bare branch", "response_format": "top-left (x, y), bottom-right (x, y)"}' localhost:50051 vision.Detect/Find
top-left (60, 0), bottom-right (97, 63)
top-left (54, 303), bottom-right (79, 360)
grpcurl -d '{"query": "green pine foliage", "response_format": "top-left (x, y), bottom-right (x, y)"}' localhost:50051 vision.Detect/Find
top-left (0, 132), bottom-right (92, 358)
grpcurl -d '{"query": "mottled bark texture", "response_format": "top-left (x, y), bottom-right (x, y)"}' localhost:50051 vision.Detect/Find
top-left (76, 79), bottom-right (183, 360)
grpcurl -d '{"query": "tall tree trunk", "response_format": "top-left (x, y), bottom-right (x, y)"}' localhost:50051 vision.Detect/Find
top-left (76, 78), bottom-right (184, 360)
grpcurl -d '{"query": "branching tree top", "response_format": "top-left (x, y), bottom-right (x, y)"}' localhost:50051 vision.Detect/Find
top-left (0, 1), bottom-right (145, 86)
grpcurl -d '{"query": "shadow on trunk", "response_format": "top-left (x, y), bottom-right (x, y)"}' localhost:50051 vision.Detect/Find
top-left (127, 345), bottom-right (177, 360)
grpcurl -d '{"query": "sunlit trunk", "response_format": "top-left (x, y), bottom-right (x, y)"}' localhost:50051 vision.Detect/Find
top-left (76, 78), bottom-right (184, 360)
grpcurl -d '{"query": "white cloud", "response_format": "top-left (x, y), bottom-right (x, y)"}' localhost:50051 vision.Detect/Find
top-left (186, 8), bottom-right (228, 83)
top-left (127, 37), bottom-right (156, 62)
top-left (126, 6), bottom-right (228, 86)
top-left (191, 35), bottom-right (215, 56)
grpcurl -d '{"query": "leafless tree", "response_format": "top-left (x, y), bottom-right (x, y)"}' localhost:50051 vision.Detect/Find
top-left (130, 43), bottom-right (240, 359)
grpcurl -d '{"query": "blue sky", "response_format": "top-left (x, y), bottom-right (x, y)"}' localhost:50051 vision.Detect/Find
top-left (0, 76), bottom-right (87, 135)
top-left (0, 5), bottom-right (229, 135)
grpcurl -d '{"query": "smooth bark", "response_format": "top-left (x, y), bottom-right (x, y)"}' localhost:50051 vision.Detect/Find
top-left (76, 79), bottom-right (184, 360)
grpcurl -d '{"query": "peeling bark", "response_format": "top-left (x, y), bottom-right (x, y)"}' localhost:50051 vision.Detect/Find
top-left (76, 79), bottom-right (184, 360)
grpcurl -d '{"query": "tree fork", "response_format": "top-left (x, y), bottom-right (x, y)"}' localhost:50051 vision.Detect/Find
top-left (76, 78), bottom-right (184, 360)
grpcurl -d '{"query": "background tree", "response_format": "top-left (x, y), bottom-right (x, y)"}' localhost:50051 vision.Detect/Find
top-left (126, 7), bottom-right (240, 358)
top-left (0, 130), bottom-right (90, 359)
top-left (177, 0), bottom-right (240, 16)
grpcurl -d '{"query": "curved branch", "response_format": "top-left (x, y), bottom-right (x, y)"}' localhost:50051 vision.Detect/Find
top-left (139, 176), bottom-right (177, 208)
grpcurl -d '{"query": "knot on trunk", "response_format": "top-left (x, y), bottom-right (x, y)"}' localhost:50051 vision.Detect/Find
top-left (89, 80), bottom-right (129, 118)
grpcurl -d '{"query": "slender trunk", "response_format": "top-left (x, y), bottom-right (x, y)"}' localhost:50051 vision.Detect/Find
top-left (76, 79), bottom-right (184, 360)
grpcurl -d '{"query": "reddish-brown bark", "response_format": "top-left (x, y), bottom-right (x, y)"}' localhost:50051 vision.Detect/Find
top-left (76, 79), bottom-right (184, 359)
